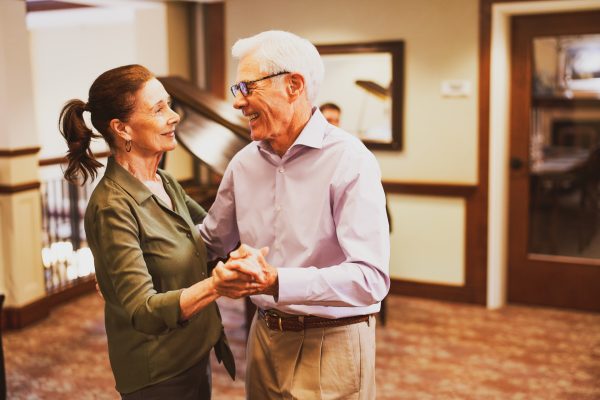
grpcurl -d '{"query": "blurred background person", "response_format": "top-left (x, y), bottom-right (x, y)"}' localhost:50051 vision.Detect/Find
top-left (319, 102), bottom-right (342, 126)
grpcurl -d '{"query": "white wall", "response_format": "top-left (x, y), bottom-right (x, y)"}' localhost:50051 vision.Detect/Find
top-left (225, 0), bottom-right (479, 285)
top-left (0, 1), bottom-right (39, 149)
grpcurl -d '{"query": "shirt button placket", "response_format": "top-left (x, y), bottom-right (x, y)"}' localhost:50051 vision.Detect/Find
top-left (274, 163), bottom-right (286, 254)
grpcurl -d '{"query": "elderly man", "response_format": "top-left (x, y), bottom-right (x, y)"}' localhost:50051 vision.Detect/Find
top-left (201, 30), bottom-right (390, 399)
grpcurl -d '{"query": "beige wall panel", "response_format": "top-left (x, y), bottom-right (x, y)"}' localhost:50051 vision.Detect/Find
top-left (388, 194), bottom-right (465, 285)
top-left (225, 0), bottom-right (479, 183)
top-left (0, 155), bottom-right (40, 185)
top-left (0, 191), bottom-right (45, 307)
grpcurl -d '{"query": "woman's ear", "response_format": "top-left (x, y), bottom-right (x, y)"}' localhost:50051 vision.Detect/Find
top-left (287, 73), bottom-right (305, 100)
top-left (109, 118), bottom-right (131, 141)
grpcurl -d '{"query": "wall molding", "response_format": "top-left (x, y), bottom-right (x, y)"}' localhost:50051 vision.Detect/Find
top-left (0, 147), bottom-right (40, 157)
top-left (383, 180), bottom-right (486, 305)
top-left (0, 181), bottom-right (41, 194)
top-left (389, 278), bottom-right (474, 303)
top-left (383, 181), bottom-right (477, 197)
top-left (38, 151), bottom-right (111, 167)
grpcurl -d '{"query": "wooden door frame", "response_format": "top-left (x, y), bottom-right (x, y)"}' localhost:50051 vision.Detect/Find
top-left (481, 0), bottom-right (600, 308)
top-left (507, 11), bottom-right (600, 311)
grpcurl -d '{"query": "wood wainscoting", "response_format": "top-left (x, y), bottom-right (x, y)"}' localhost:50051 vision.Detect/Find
top-left (383, 181), bottom-right (486, 304)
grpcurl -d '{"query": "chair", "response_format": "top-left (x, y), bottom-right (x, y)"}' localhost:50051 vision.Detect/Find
top-left (577, 147), bottom-right (600, 252)
top-left (554, 124), bottom-right (598, 149)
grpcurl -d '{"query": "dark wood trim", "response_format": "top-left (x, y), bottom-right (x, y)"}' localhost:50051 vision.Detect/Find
top-left (0, 181), bottom-right (41, 194)
top-left (383, 181), bottom-right (476, 197)
top-left (26, 0), bottom-right (92, 13)
top-left (389, 279), bottom-right (473, 303)
top-left (0, 147), bottom-right (40, 157)
top-left (203, 2), bottom-right (226, 99)
top-left (3, 277), bottom-right (96, 330)
top-left (529, 253), bottom-right (600, 267)
top-left (3, 297), bottom-right (50, 330)
top-left (39, 151), bottom-right (111, 167)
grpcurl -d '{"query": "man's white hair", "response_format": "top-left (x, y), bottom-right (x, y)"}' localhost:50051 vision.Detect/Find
top-left (231, 30), bottom-right (324, 104)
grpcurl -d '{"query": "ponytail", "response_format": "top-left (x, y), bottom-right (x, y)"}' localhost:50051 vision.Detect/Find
top-left (59, 99), bottom-right (103, 184)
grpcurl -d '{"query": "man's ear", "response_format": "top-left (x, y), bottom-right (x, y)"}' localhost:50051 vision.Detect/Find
top-left (109, 118), bottom-right (131, 141)
top-left (287, 73), bottom-right (305, 100)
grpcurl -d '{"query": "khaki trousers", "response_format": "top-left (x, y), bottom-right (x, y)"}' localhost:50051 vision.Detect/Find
top-left (245, 313), bottom-right (376, 400)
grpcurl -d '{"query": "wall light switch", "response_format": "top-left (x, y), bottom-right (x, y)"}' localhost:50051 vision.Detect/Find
top-left (441, 80), bottom-right (471, 97)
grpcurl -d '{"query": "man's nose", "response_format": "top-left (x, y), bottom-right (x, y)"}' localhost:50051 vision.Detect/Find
top-left (233, 92), bottom-right (247, 109)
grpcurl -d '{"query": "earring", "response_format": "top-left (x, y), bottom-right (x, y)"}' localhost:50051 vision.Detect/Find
top-left (125, 140), bottom-right (132, 153)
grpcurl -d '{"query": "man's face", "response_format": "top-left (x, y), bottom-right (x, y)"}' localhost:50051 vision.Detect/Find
top-left (232, 55), bottom-right (294, 142)
top-left (322, 108), bottom-right (340, 127)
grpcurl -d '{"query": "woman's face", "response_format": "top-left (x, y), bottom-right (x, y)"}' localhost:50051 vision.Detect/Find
top-left (125, 78), bottom-right (180, 155)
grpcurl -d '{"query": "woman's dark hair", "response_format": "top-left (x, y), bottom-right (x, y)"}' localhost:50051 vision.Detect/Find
top-left (59, 64), bottom-right (154, 184)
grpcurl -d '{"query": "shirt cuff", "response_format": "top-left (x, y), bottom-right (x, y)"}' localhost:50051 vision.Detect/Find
top-left (276, 267), bottom-right (318, 305)
top-left (148, 288), bottom-right (185, 330)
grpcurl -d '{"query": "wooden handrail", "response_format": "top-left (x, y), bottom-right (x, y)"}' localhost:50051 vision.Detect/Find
top-left (39, 151), bottom-right (111, 167)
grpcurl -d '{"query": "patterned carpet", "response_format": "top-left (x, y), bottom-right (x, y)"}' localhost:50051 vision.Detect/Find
top-left (4, 293), bottom-right (600, 399)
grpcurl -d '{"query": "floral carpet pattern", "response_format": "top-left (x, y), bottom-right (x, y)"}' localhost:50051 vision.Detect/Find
top-left (4, 293), bottom-right (600, 399)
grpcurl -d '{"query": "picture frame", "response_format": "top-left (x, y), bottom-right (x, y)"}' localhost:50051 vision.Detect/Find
top-left (316, 41), bottom-right (404, 151)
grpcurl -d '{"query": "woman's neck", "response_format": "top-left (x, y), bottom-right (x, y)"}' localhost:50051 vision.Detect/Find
top-left (114, 151), bottom-right (163, 182)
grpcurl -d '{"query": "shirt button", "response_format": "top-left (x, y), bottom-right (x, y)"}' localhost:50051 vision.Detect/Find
top-left (278, 167), bottom-right (285, 173)
top-left (186, 233), bottom-right (192, 239)
top-left (275, 205), bottom-right (281, 212)
top-left (195, 252), bottom-right (200, 257)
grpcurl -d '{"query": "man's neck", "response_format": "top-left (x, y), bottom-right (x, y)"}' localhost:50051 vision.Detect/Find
top-left (269, 104), bottom-right (313, 157)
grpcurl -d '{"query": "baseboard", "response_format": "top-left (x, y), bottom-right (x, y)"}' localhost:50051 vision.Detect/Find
top-left (2, 277), bottom-right (97, 330)
top-left (389, 278), bottom-right (482, 304)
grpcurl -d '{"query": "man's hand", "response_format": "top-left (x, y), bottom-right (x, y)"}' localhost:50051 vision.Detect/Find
top-left (211, 260), bottom-right (261, 299)
top-left (214, 244), bottom-right (279, 298)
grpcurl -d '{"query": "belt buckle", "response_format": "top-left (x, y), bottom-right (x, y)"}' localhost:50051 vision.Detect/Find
top-left (266, 310), bottom-right (283, 331)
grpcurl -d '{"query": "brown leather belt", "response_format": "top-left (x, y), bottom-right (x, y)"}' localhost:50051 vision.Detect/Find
top-left (257, 308), bottom-right (370, 332)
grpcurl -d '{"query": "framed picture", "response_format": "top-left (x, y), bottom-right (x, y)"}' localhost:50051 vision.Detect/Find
top-left (316, 41), bottom-right (404, 151)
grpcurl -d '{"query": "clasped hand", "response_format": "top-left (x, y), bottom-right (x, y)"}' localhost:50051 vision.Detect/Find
top-left (211, 244), bottom-right (278, 299)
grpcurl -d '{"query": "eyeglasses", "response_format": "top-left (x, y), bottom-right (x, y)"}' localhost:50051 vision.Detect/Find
top-left (230, 71), bottom-right (289, 97)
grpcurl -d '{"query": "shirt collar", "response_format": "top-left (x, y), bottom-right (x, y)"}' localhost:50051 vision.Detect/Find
top-left (257, 107), bottom-right (328, 154)
top-left (103, 156), bottom-right (154, 205)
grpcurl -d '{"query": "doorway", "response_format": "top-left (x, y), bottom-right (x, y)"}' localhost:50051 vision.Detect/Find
top-left (508, 10), bottom-right (600, 312)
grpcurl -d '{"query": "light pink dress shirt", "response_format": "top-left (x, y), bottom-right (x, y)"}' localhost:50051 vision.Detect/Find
top-left (199, 109), bottom-right (390, 318)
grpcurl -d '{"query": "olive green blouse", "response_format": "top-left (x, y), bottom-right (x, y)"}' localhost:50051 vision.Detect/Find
top-left (85, 157), bottom-right (234, 394)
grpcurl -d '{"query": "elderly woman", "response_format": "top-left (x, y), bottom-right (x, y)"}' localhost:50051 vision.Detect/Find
top-left (59, 64), bottom-right (241, 399)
